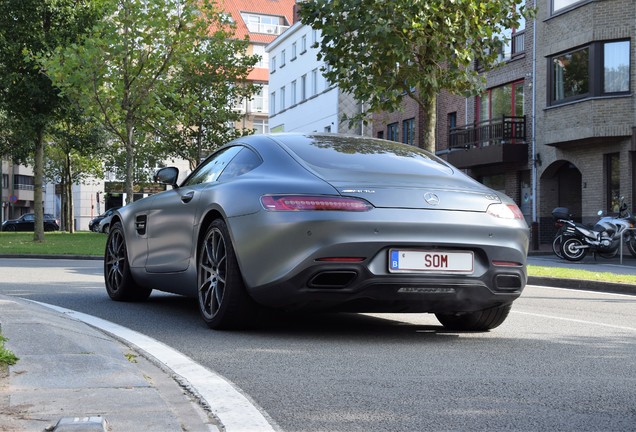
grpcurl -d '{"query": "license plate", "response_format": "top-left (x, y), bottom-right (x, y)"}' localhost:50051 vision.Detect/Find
top-left (389, 249), bottom-right (474, 274)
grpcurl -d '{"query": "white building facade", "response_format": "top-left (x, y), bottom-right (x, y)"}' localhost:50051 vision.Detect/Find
top-left (266, 23), bottom-right (340, 133)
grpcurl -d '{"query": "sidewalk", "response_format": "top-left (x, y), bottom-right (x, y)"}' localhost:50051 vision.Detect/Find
top-left (0, 295), bottom-right (219, 432)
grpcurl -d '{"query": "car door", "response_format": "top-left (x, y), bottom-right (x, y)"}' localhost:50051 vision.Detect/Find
top-left (18, 214), bottom-right (34, 231)
top-left (144, 146), bottom-right (243, 273)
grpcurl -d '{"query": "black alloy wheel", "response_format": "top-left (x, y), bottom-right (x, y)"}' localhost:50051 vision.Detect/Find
top-left (197, 219), bottom-right (257, 330)
top-left (104, 222), bottom-right (152, 301)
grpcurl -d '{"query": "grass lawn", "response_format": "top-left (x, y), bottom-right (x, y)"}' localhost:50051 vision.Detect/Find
top-left (0, 232), bottom-right (635, 285)
top-left (0, 232), bottom-right (106, 256)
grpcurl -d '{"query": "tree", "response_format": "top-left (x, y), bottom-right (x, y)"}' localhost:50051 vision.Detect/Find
top-left (0, 0), bottom-right (99, 240)
top-left (45, 105), bottom-right (106, 233)
top-left (42, 0), bottom-right (258, 203)
top-left (299, 0), bottom-right (528, 152)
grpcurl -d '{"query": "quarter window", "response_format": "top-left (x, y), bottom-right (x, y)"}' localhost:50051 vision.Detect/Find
top-left (218, 148), bottom-right (262, 181)
top-left (184, 147), bottom-right (243, 186)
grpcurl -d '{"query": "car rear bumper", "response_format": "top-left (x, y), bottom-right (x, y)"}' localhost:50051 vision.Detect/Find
top-left (248, 258), bottom-right (525, 312)
top-left (231, 208), bottom-right (528, 312)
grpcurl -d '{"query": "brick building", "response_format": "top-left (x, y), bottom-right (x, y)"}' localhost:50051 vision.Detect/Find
top-left (375, 0), bottom-right (636, 246)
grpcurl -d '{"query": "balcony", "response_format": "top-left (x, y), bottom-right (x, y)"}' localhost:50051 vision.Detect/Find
top-left (446, 116), bottom-right (528, 168)
top-left (246, 23), bottom-right (289, 35)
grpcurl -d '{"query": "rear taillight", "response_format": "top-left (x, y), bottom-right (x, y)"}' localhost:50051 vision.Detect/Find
top-left (261, 195), bottom-right (373, 212)
top-left (487, 203), bottom-right (524, 220)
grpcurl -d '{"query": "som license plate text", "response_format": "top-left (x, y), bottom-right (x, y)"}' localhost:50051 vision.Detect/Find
top-left (389, 250), bottom-right (474, 274)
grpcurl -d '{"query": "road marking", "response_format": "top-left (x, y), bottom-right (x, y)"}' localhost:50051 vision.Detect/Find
top-left (29, 301), bottom-right (278, 432)
top-left (526, 284), bottom-right (636, 298)
top-left (512, 311), bottom-right (636, 332)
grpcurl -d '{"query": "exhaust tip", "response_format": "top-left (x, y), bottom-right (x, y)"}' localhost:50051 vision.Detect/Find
top-left (308, 271), bottom-right (357, 289)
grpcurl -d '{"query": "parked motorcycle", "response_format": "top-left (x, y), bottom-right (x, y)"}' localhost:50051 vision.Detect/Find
top-left (553, 199), bottom-right (636, 261)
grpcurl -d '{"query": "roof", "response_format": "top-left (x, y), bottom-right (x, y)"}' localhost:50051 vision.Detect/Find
top-left (219, 0), bottom-right (297, 44)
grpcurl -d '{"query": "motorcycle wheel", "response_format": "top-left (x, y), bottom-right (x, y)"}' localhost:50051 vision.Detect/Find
top-left (627, 236), bottom-right (636, 258)
top-left (552, 228), bottom-right (565, 259)
top-left (561, 237), bottom-right (588, 261)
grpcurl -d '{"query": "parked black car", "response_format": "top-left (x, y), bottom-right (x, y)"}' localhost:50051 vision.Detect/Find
top-left (1, 213), bottom-right (60, 232)
top-left (89, 207), bottom-right (121, 232)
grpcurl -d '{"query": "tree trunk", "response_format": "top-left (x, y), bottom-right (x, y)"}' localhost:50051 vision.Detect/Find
top-left (125, 119), bottom-right (134, 205)
top-left (420, 93), bottom-right (437, 153)
top-left (66, 168), bottom-right (74, 233)
top-left (33, 129), bottom-right (45, 242)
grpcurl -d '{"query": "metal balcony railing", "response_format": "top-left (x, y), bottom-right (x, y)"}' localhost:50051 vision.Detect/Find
top-left (449, 115), bottom-right (526, 149)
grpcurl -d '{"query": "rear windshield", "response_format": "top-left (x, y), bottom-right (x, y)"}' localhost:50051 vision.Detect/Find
top-left (274, 134), bottom-right (453, 177)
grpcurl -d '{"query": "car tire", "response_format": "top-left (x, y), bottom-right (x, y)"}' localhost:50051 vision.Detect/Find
top-left (3, 225), bottom-right (15, 232)
top-left (197, 219), bottom-right (258, 330)
top-left (104, 222), bottom-right (152, 302)
top-left (435, 304), bottom-right (512, 332)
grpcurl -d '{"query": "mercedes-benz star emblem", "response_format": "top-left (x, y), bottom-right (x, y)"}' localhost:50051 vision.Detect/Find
top-left (424, 192), bottom-right (440, 206)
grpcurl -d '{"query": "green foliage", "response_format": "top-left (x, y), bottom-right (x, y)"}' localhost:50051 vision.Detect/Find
top-left (299, 0), bottom-right (529, 150)
top-left (0, 0), bottom-right (100, 240)
top-left (41, 0), bottom-right (259, 199)
top-left (0, 335), bottom-right (19, 367)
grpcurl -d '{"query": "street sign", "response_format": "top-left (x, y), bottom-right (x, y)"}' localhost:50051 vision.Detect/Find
top-left (9, 195), bottom-right (17, 204)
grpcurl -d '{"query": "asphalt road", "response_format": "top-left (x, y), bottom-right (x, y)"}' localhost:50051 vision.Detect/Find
top-left (1, 258), bottom-right (635, 431)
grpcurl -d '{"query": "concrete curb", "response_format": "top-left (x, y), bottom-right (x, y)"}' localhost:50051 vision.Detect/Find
top-left (528, 276), bottom-right (636, 295)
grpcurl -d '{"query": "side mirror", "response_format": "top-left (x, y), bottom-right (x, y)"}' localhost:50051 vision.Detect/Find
top-left (154, 167), bottom-right (180, 189)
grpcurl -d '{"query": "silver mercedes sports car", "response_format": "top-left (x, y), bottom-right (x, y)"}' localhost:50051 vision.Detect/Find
top-left (104, 133), bottom-right (529, 331)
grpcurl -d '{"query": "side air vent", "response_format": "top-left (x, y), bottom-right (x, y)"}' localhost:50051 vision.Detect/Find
top-left (135, 215), bottom-right (147, 235)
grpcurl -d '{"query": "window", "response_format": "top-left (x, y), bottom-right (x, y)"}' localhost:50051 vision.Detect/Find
top-left (402, 118), bottom-right (415, 145)
top-left (387, 123), bottom-right (399, 142)
top-left (13, 175), bottom-right (34, 190)
top-left (291, 80), bottom-right (297, 105)
top-left (291, 42), bottom-right (297, 60)
top-left (377, 131), bottom-right (384, 139)
top-left (552, 0), bottom-right (585, 14)
top-left (606, 153), bottom-right (620, 212)
top-left (495, 0), bottom-right (526, 61)
top-left (604, 40), bottom-right (630, 93)
top-left (550, 40), bottom-right (630, 105)
top-left (552, 47), bottom-right (589, 102)
top-left (324, 125), bottom-right (331, 133)
top-left (280, 86), bottom-right (286, 110)
top-left (312, 69), bottom-right (318, 95)
top-left (301, 74), bottom-right (307, 101)
top-left (270, 91), bottom-right (276, 114)
top-left (448, 112), bottom-right (457, 130)
top-left (250, 85), bottom-right (267, 112)
top-left (280, 49), bottom-right (286, 67)
top-left (479, 81), bottom-right (524, 121)
top-left (252, 45), bottom-right (268, 69)
top-left (253, 119), bottom-right (269, 134)
top-left (301, 35), bottom-right (307, 54)
top-left (2, 174), bottom-right (8, 189)
top-left (270, 55), bottom-right (276, 73)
